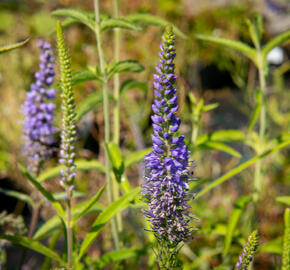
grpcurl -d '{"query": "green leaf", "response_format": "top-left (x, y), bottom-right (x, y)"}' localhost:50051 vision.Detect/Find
top-left (276, 196), bottom-right (290, 206)
top-left (258, 237), bottom-right (282, 255)
top-left (52, 191), bottom-right (84, 201)
top-left (196, 34), bottom-right (256, 64)
top-left (100, 18), bottom-right (142, 32)
top-left (96, 249), bottom-right (142, 268)
top-left (33, 201), bottom-right (104, 240)
top-left (196, 130), bottom-right (245, 145)
top-left (107, 60), bottom-right (144, 79)
top-left (33, 216), bottom-right (62, 241)
top-left (0, 187), bottom-right (34, 206)
top-left (247, 89), bottom-right (262, 132)
top-left (106, 142), bottom-right (124, 183)
top-left (41, 230), bottom-right (63, 270)
top-left (76, 91), bottom-right (103, 121)
top-left (246, 19), bottom-right (261, 49)
top-left (124, 148), bottom-right (152, 168)
top-left (223, 195), bottom-right (252, 256)
top-left (0, 234), bottom-right (66, 266)
top-left (19, 164), bottom-right (64, 217)
top-left (76, 187), bottom-right (140, 263)
top-left (262, 30), bottom-right (290, 59)
top-left (120, 79), bottom-right (148, 95)
top-left (196, 141), bottom-right (241, 158)
top-left (72, 184), bottom-right (106, 223)
top-left (0, 38), bottom-right (30, 54)
top-left (196, 140), bottom-right (290, 199)
top-left (202, 103), bottom-right (219, 112)
top-left (52, 9), bottom-right (94, 31)
top-left (38, 159), bottom-right (105, 182)
top-left (72, 70), bottom-right (101, 86)
top-left (126, 13), bottom-right (186, 39)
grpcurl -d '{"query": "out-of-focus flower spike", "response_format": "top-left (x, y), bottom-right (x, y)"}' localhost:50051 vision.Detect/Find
top-left (22, 39), bottom-right (57, 172)
top-left (235, 230), bottom-right (259, 270)
top-left (56, 21), bottom-right (77, 190)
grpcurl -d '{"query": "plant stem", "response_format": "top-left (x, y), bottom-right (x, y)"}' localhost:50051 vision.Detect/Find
top-left (93, 0), bottom-right (120, 250)
top-left (254, 52), bottom-right (266, 202)
top-left (191, 118), bottom-right (199, 145)
top-left (66, 186), bottom-right (73, 269)
top-left (113, 0), bottom-right (121, 145)
top-left (112, 0), bottom-right (123, 234)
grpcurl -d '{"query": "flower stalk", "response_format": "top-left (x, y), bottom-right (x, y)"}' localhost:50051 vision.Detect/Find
top-left (93, 0), bottom-right (120, 250)
top-left (57, 21), bottom-right (77, 269)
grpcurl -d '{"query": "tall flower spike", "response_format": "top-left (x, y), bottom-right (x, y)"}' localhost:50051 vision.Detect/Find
top-left (22, 40), bottom-right (57, 172)
top-left (57, 22), bottom-right (77, 191)
top-left (142, 25), bottom-right (195, 269)
top-left (235, 230), bottom-right (259, 270)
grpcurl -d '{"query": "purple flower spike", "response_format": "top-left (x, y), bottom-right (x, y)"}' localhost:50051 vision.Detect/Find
top-left (22, 40), bottom-right (56, 172)
top-left (142, 26), bottom-right (195, 250)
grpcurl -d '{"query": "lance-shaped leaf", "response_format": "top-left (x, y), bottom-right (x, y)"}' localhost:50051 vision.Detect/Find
top-left (0, 234), bottom-right (66, 266)
top-left (107, 60), bottom-right (144, 79)
top-left (96, 249), bottom-right (144, 269)
top-left (76, 91), bottom-right (104, 121)
top-left (33, 201), bottom-right (104, 240)
top-left (196, 130), bottom-right (245, 144)
top-left (258, 237), bottom-right (282, 255)
top-left (126, 13), bottom-right (186, 39)
top-left (19, 164), bottom-right (64, 217)
top-left (106, 142), bottom-right (124, 183)
top-left (38, 159), bottom-right (105, 182)
top-left (76, 187), bottom-right (140, 263)
top-left (72, 184), bottom-right (106, 223)
top-left (223, 195), bottom-right (252, 256)
top-left (0, 38), bottom-right (30, 54)
top-left (124, 148), bottom-right (152, 168)
top-left (196, 34), bottom-right (257, 64)
top-left (100, 18), bottom-right (142, 32)
top-left (52, 9), bottom-right (94, 31)
top-left (196, 139), bottom-right (290, 198)
top-left (276, 196), bottom-right (290, 206)
top-left (0, 187), bottom-right (34, 206)
top-left (262, 30), bottom-right (290, 59)
top-left (195, 141), bottom-right (241, 158)
top-left (247, 89), bottom-right (262, 132)
top-left (120, 79), bottom-right (148, 95)
top-left (72, 70), bottom-right (101, 86)
top-left (41, 230), bottom-right (63, 270)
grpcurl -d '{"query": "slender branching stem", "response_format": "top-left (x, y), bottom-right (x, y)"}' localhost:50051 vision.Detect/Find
top-left (93, 0), bottom-right (120, 250)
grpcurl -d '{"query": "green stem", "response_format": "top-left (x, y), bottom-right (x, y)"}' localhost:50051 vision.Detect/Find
top-left (66, 187), bottom-right (73, 270)
top-left (93, 0), bottom-right (120, 250)
top-left (112, 0), bottom-right (123, 234)
top-left (113, 0), bottom-right (121, 145)
top-left (191, 118), bottom-right (200, 145)
top-left (254, 52), bottom-right (266, 202)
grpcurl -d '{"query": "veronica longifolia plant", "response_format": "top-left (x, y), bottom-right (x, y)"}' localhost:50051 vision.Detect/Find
top-left (142, 25), bottom-right (195, 269)
top-left (22, 40), bottom-right (56, 173)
